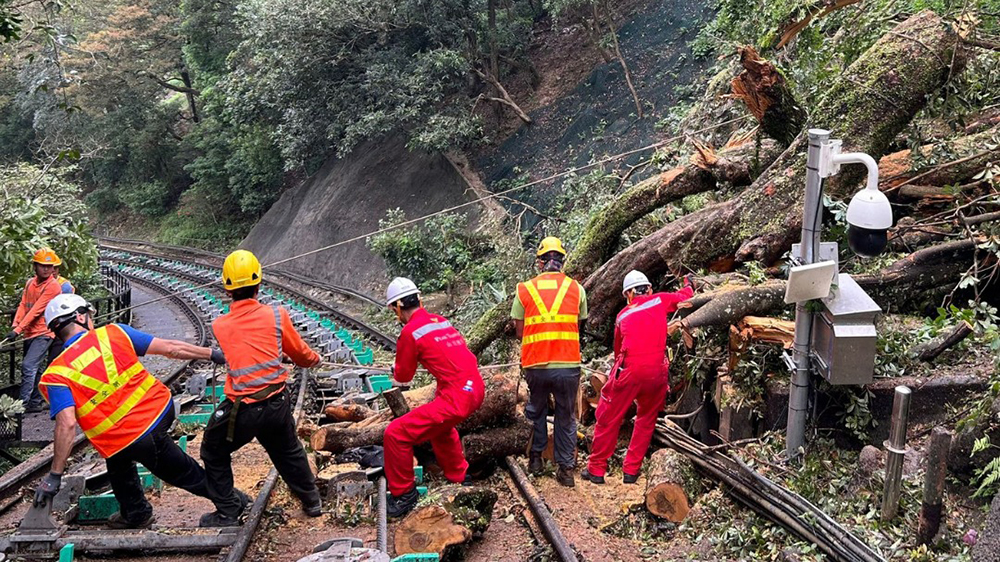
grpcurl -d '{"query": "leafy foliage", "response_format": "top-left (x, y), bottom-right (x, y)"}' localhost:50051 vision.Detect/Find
top-left (0, 163), bottom-right (98, 308)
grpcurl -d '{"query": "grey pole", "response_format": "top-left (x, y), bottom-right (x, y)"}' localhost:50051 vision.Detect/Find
top-left (881, 385), bottom-right (912, 521)
top-left (786, 128), bottom-right (830, 458)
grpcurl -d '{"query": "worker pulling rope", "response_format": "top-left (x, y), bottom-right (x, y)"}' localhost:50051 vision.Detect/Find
top-left (4, 113), bottom-right (749, 336)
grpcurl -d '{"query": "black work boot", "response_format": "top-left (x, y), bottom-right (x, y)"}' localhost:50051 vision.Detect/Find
top-left (555, 466), bottom-right (575, 488)
top-left (623, 472), bottom-right (640, 484)
top-left (387, 487), bottom-right (420, 519)
top-left (199, 489), bottom-right (251, 527)
top-left (108, 512), bottom-right (154, 529)
top-left (528, 453), bottom-right (544, 476)
top-left (580, 468), bottom-right (605, 485)
top-left (303, 498), bottom-right (323, 517)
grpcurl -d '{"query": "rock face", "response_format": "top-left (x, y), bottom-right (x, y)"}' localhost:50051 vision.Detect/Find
top-left (242, 135), bottom-right (482, 290)
top-left (972, 493), bottom-right (1000, 562)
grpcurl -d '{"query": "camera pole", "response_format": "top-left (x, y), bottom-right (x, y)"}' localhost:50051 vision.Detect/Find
top-left (786, 129), bottom-right (829, 458)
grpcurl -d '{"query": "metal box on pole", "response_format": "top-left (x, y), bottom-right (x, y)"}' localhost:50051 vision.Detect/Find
top-left (810, 273), bottom-right (881, 385)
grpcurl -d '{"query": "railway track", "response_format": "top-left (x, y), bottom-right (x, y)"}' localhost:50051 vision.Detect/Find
top-left (2, 240), bottom-right (576, 561)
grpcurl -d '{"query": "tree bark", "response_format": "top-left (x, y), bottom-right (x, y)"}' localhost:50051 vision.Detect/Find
top-left (730, 47), bottom-right (805, 146)
top-left (878, 127), bottom-right (1000, 194)
top-left (563, 139), bottom-right (781, 280)
top-left (461, 419), bottom-right (532, 466)
top-left (908, 321), bottom-right (973, 362)
top-left (584, 11), bottom-right (966, 339)
top-left (644, 448), bottom-right (695, 521)
top-left (323, 402), bottom-right (376, 423)
top-left (382, 387), bottom-right (411, 418)
top-left (394, 485), bottom-right (498, 559)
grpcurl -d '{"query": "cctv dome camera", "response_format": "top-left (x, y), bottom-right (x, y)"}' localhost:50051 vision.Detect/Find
top-left (846, 187), bottom-right (893, 257)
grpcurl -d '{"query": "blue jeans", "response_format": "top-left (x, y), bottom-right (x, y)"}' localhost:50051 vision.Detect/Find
top-left (524, 367), bottom-right (580, 469)
top-left (20, 336), bottom-right (52, 406)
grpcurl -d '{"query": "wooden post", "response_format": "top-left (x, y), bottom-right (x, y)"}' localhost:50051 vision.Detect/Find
top-left (917, 427), bottom-right (952, 544)
top-left (382, 387), bottom-right (410, 418)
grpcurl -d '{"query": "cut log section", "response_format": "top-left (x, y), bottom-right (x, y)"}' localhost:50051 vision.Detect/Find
top-left (382, 387), bottom-right (411, 418)
top-left (394, 485), bottom-right (498, 559)
top-left (323, 402), bottom-right (375, 423)
top-left (644, 448), bottom-right (695, 522)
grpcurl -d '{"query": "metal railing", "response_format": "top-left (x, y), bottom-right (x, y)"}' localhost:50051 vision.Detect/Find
top-left (0, 265), bottom-right (132, 396)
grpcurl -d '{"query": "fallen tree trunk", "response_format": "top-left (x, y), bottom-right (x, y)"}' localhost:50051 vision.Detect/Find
top-left (323, 402), bottom-right (375, 423)
top-left (878, 126), bottom-right (1000, 194)
top-left (394, 485), bottom-right (498, 559)
top-left (461, 419), bottom-right (532, 466)
top-left (310, 374), bottom-right (521, 454)
top-left (730, 46), bottom-right (805, 146)
top-left (583, 11), bottom-right (967, 339)
top-left (645, 448), bottom-right (695, 521)
top-left (908, 321), bottom-right (973, 362)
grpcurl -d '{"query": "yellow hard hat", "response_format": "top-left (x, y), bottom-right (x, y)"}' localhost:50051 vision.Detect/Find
top-left (33, 248), bottom-right (61, 265)
top-left (222, 250), bottom-right (262, 290)
top-left (536, 236), bottom-right (567, 257)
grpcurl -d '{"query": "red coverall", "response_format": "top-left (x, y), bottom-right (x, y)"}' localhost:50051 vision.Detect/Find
top-left (586, 285), bottom-right (693, 478)
top-left (385, 308), bottom-right (485, 495)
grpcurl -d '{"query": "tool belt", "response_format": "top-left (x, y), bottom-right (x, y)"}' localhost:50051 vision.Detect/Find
top-left (225, 382), bottom-right (286, 442)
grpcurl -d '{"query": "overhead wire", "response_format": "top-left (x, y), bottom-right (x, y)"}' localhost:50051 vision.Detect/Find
top-left (78, 113), bottom-right (751, 325)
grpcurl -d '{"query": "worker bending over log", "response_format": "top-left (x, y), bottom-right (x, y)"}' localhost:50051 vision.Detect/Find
top-left (513, 236), bottom-right (587, 487)
top-left (199, 250), bottom-right (323, 526)
top-left (383, 277), bottom-right (485, 518)
top-left (582, 270), bottom-right (694, 484)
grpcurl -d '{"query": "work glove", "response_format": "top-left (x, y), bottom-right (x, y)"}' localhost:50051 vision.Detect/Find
top-left (4, 330), bottom-right (17, 343)
top-left (34, 471), bottom-right (62, 506)
top-left (210, 348), bottom-right (226, 365)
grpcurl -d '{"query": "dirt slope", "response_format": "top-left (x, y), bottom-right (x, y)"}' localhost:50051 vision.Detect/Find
top-left (478, 0), bottom-right (714, 227)
top-left (241, 135), bottom-right (482, 291)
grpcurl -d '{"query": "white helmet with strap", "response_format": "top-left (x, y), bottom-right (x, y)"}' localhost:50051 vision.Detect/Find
top-left (385, 277), bottom-right (420, 306)
top-left (45, 293), bottom-right (94, 331)
top-left (622, 270), bottom-right (651, 294)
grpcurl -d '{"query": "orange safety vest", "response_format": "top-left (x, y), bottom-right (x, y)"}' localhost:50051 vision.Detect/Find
top-left (38, 325), bottom-right (172, 458)
top-left (57, 275), bottom-right (75, 294)
top-left (213, 305), bottom-right (288, 402)
top-left (517, 272), bottom-right (582, 368)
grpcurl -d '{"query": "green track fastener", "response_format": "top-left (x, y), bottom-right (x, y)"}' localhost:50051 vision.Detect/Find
top-left (370, 375), bottom-right (392, 393)
top-left (178, 412), bottom-right (212, 424)
top-left (59, 543), bottom-right (75, 562)
top-left (414, 466), bottom-right (423, 484)
top-left (416, 486), bottom-right (427, 496)
top-left (77, 493), bottom-right (119, 522)
top-left (392, 554), bottom-right (439, 562)
top-left (179, 435), bottom-right (188, 453)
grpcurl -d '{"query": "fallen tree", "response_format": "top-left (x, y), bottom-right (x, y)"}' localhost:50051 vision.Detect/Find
top-left (645, 448), bottom-right (697, 522)
top-left (729, 46), bottom-right (805, 146)
top-left (582, 11), bottom-right (967, 339)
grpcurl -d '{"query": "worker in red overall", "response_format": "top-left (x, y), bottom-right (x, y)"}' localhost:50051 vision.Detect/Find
top-left (383, 277), bottom-right (485, 518)
top-left (582, 270), bottom-right (694, 484)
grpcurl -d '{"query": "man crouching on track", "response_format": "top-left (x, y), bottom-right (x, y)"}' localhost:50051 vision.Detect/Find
top-left (34, 294), bottom-right (229, 529)
top-left (199, 250), bottom-right (323, 527)
top-left (383, 277), bottom-right (485, 518)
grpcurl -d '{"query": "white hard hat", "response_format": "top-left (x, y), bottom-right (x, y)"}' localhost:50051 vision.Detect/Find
top-left (45, 293), bottom-right (93, 331)
top-left (385, 277), bottom-right (420, 306)
top-left (622, 270), bottom-right (651, 294)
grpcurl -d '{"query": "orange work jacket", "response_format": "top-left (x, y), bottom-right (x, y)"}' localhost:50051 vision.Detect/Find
top-left (212, 299), bottom-right (320, 403)
top-left (13, 276), bottom-right (61, 339)
top-left (517, 272), bottom-right (582, 368)
top-left (38, 325), bottom-right (172, 458)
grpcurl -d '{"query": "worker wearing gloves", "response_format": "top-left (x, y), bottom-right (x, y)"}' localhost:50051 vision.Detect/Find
top-left (582, 270), bottom-right (694, 485)
top-left (8, 248), bottom-right (63, 413)
top-left (35, 294), bottom-right (229, 528)
top-left (512, 237), bottom-right (586, 487)
top-left (200, 250), bottom-right (323, 527)
top-left (383, 277), bottom-right (485, 518)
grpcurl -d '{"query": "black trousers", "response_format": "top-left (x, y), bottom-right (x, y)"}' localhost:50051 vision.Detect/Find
top-left (106, 406), bottom-right (211, 524)
top-left (200, 389), bottom-right (320, 517)
top-left (524, 367), bottom-right (581, 469)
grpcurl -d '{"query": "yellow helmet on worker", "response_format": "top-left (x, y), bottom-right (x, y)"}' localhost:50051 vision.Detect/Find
top-left (222, 249), bottom-right (262, 290)
top-left (33, 248), bottom-right (61, 265)
top-left (536, 236), bottom-right (566, 257)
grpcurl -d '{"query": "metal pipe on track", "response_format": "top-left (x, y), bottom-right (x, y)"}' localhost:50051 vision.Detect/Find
top-left (504, 456), bottom-right (578, 562)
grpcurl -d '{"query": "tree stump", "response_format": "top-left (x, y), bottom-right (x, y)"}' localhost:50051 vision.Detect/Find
top-left (644, 448), bottom-right (695, 521)
top-left (382, 387), bottom-right (410, 418)
top-left (394, 485), bottom-right (498, 559)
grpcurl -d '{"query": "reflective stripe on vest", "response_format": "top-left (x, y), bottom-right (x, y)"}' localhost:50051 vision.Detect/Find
top-left (38, 325), bottom-right (170, 458)
top-left (225, 306), bottom-right (288, 396)
top-left (617, 296), bottom-right (663, 325)
top-left (519, 273), bottom-right (581, 367)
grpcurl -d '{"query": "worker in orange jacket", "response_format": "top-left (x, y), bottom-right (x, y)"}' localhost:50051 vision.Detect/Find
top-left (7, 248), bottom-right (63, 412)
top-left (199, 250), bottom-right (323, 527)
top-left (35, 293), bottom-right (230, 528)
top-left (512, 237), bottom-right (587, 487)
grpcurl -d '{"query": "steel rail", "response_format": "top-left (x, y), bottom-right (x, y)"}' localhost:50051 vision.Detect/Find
top-left (0, 275), bottom-right (208, 509)
top-left (504, 456), bottom-right (579, 562)
top-left (105, 253), bottom-right (396, 351)
top-left (98, 237), bottom-right (383, 307)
